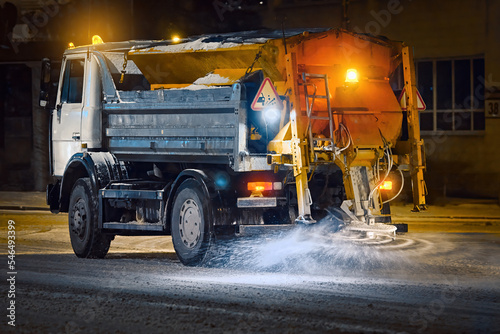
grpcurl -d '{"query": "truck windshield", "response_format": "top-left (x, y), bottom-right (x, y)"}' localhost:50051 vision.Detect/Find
top-left (103, 52), bottom-right (150, 91)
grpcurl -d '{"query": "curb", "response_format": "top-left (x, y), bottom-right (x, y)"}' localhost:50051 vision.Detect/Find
top-left (397, 220), bottom-right (500, 233)
top-left (392, 216), bottom-right (500, 223)
top-left (393, 216), bottom-right (500, 221)
top-left (1, 206), bottom-right (500, 233)
top-left (0, 206), bottom-right (51, 211)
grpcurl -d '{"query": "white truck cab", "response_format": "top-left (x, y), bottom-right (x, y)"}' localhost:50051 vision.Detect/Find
top-left (52, 54), bottom-right (103, 176)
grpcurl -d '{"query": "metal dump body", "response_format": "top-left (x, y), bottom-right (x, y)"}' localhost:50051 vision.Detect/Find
top-left (102, 84), bottom-right (269, 172)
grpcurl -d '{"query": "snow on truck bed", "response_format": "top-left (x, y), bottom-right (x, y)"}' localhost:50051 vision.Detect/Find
top-left (193, 73), bottom-right (231, 85)
top-left (129, 28), bottom-right (329, 54)
top-left (160, 74), bottom-right (232, 91)
top-left (132, 37), bottom-right (269, 54)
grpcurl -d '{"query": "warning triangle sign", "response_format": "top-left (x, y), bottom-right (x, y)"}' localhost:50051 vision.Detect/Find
top-left (251, 78), bottom-right (283, 111)
top-left (398, 87), bottom-right (426, 111)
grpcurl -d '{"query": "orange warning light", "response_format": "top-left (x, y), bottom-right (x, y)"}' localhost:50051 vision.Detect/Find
top-left (248, 182), bottom-right (273, 192)
top-left (345, 69), bottom-right (359, 83)
top-left (379, 181), bottom-right (393, 190)
top-left (92, 35), bottom-right (104, 45)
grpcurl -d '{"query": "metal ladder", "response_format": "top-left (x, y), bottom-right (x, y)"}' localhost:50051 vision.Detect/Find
top-left (302, 73), bottom-right (334, 159)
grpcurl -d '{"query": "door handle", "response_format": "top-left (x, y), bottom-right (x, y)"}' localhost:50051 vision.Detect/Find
top-left (72, 132), bottom-right (80, 141)
top-left (56, 103), bottom-right (62, 122)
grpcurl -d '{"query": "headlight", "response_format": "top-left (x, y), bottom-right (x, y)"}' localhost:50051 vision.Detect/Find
top-left (263, 107), bottom-right (281, 123)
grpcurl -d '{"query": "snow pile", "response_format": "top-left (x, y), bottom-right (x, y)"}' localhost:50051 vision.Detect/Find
top-left (132, 34), bottom-right (272, 54)
top-left (137, 37), bottom-right (268, 54)
top-left (166, 73), bottom-right (232, 91)
top-left (193, 73), bottom-right (231, 85)
top-left (159, 38), bottom-right (241, 52)
top-left (177, 85), bottom-right (221, 91)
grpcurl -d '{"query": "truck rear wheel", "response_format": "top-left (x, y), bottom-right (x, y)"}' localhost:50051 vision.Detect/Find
top-left (171, 179), bottom-right (212, 266)
top-left (69, 178), bottom-right (111, 258)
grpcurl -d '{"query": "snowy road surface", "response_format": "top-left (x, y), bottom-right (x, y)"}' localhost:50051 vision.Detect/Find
top-left (1, 210), bottom-right (499, 333)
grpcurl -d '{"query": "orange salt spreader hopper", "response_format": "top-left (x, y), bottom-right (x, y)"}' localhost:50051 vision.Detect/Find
top-left (263, 29), bottom-right (427, 224)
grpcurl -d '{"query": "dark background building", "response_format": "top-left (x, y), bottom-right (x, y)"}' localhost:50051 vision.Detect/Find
top-left (1, 0), bottom-right (499, 202)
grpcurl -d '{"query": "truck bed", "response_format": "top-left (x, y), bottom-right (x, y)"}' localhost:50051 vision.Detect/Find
top-left (103, 84), bottom-right (248, 168)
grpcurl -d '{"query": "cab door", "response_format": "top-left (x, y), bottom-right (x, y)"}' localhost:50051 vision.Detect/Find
top-left (51, 56), bottom-right (86, 176)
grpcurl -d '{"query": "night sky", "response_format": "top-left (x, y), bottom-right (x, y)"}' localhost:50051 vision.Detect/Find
top-left (1, 0), bottom-right (271, 60)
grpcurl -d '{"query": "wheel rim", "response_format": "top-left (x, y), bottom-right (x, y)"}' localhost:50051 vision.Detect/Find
top-left (178, 198), bottom-right (202, 249)
top-left (71, 198), bottom-right (88, 241)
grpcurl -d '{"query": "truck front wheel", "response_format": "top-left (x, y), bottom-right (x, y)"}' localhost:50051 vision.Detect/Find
top-left (171, 179), bottom-right (212, 266)
top-left (69, 178), bottom-right (111, 258)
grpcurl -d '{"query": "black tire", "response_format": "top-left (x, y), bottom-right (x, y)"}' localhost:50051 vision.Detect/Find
top-left (69, 178), bottom-right (111, 258)
top-left (171, 179), bottom-right (212, 266)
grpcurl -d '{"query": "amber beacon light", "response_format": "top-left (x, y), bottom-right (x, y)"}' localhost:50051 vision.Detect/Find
top-left (345, 69), bottom-right (359, 83)
top-left (92, 35), bottom-right (104, 45)
top-left (379, 181), bottom-right (393, 190)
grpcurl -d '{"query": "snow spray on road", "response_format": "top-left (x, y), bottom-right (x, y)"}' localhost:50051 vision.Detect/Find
top-left (205, 214), bottom-right (423, 276)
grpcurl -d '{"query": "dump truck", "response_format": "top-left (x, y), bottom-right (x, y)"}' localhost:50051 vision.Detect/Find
top-left (43, 28), bottom-right (427, 265)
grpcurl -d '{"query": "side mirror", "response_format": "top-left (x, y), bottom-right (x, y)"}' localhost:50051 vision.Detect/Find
top-left (39, 58), bottom-right (51, 108)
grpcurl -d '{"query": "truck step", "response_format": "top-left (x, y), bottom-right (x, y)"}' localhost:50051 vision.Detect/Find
top-left (237, 224), bottom-right (296, 237)
top-left (103, 222), bottom-right (164, 231)
top-left (100, 189), bottom-right (164, 200)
